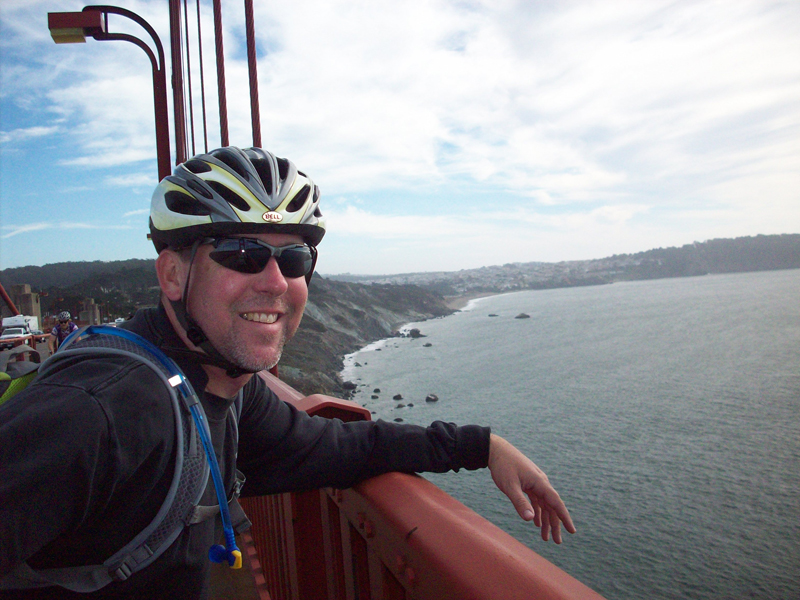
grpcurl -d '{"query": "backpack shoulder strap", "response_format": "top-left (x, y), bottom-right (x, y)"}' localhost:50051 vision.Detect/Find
top-left (187, 390), bottom-right (251, 533)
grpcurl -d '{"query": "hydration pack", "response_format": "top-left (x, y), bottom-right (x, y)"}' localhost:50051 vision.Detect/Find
top-left (0, 326), bottom-right (249, 593)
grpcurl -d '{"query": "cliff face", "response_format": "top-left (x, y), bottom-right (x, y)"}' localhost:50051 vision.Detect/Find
top-left (278, 276), bottom-right (454, 396)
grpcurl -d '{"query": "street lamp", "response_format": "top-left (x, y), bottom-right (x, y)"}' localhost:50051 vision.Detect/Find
top-left (47, 6), bottom-right (172, 180)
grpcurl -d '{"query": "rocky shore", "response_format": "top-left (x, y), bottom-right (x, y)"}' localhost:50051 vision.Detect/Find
top-left (277, 275), bottom-right (457, 397)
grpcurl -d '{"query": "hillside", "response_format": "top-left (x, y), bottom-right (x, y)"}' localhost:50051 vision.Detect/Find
top-left (280, 277), bottom-right (454, 395)
top-left (2, 233), bottom-right (797, 396)
top-left (331, 234), bottom-right (800, 295)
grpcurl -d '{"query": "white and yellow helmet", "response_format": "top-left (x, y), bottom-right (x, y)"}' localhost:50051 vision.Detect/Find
top-left (149, 146), bottom-right (326, 252)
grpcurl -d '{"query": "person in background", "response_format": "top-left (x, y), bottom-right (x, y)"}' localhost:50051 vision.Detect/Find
top-left (47, 310), bottom-right (78, 354)
top-left (1, 147), bottom-right (576, 599)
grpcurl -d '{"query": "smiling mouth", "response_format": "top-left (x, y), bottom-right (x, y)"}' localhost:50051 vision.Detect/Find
top-left (241, 312), bottom-right (279, 324)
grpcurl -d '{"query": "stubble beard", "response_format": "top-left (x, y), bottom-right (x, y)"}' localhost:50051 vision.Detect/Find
top-left (221, 326), bottom-right (288, 372)
top-left (211, 304), bottom-right (297, 372)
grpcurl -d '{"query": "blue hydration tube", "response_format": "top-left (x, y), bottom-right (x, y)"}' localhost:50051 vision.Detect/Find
top-left (61, 326), bottom-right (242, 568)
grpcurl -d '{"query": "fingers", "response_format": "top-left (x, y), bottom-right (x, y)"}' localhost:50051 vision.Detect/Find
top-left (549, 507), bottom-right (562, 544)
top-left (528, 487), bottom-right (577, 535)
top-left (540, 501), bottom-right (552, 542)
top-left (506, 486), bottom-right (536, 522)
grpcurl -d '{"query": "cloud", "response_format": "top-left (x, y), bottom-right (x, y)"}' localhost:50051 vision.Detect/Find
top-left (0, 126), bottom-right (59, 144)
top-left (2, 222), bottom-right (133, 239)
top-left (105, 173), bottom-right (158, 188)
top-left (123, 209), bottom-right (150, 218)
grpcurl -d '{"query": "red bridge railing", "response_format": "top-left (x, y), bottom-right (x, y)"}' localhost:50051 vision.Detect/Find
top-left (212, 372), bottom-right (605, 600)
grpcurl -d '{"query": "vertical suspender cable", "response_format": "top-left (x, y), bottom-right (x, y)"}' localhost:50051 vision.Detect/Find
top-left (168, 0), bottom-right (187, 164)
top-left (196, 0), bottom-right (209, 153)
top-left (212, 0), bottom-right (229, 147)
top-left (182, 0), bottom-right (196, 156)
top-left (244, 0), bottom-right (261, 148)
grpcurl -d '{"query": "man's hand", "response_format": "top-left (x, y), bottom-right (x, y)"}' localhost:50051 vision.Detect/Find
top-left (488, 433), bottom-right (576, 543)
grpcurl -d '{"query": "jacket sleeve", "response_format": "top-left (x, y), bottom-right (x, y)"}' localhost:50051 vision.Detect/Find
top-left (236, 376), bottom-right (490, 496)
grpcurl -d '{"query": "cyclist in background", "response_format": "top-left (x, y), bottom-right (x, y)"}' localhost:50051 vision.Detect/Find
top-left (47, 310), bottom-right (78, 354)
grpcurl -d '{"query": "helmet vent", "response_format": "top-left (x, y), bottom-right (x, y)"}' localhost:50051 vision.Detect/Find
top-left (165, 190), bottom-right (212, 216)
top-left (213, 149), bottom-right (250, 181)
top-left (187, 179), bottom-right (213, 199)
top-left (286, 185), bottom-right (310, 212)
top-left (184, 159), bottom-right (211, 174)
top-left (207, 181), bottom-right (251, 212)
top-left (251, 158), bottom-right (274, 194)
top-left (313, 185), bottom-right (320, 202)
top-left (277, 157), bottom-right (290, 180)
top-left (314, 207), bottom-right (323, 217)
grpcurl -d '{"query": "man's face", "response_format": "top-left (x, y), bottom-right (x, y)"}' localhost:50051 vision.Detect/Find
top-left (58, 321), bottom-right (70, 330)
top-left (183, 232), bottom-right (309, 372)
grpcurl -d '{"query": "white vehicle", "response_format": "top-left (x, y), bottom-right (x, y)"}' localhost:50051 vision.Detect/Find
top-left (1, 315), bottom-right (39, 334)
top-left (0, 327), bottom-right (30, 350)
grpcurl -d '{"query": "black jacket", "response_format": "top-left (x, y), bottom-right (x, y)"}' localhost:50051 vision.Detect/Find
top-left (0, 305), bottom-right (490, 599)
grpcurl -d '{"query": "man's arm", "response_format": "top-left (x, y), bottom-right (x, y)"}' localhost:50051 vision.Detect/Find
top-left (47, 332), bottom-right (57, 354)
top-left (487, 434), bottom-right (576, 543)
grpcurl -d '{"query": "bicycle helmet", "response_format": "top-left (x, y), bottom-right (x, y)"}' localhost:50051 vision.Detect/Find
top-left (149, 146), bottom-right (326, 252)
top-left (57, 311), bottom-right (71, 321)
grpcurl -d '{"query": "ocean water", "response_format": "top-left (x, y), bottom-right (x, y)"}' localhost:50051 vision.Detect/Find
top-left (341, 269), bottom-right (800, 600)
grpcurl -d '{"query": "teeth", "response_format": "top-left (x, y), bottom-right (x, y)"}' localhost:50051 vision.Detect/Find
top-left (242, 312), bottom-right (278, 324)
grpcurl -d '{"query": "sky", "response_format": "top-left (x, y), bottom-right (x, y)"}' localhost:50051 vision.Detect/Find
top-left (1, 0), bottom-right (798, 276)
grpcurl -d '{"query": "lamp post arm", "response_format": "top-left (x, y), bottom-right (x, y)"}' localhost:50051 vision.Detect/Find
top-left (81, 5), bottom-right (172, 179)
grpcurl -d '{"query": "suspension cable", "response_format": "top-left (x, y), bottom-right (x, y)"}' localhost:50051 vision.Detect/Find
top-left (212, 0), bottom-right (229, 147)
top-left (196, 0), bottom-right (209, 153)
top-left (182, 0), bottom-right (196, 156)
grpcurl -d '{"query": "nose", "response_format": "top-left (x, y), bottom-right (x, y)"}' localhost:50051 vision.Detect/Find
top-left (253, 256), bottom-right (289, 295)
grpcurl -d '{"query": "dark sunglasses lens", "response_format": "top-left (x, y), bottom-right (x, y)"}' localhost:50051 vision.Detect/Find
top-left (275, 247), bottom-right (313, 278)
top-left (209, 240), bottom-right (269, 274)
top-left (210, 239), bottom-right (312, 278)
top-left (59, 320), bottom-right (68, 324)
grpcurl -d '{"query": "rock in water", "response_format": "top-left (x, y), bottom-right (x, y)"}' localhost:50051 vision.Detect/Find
top-left (425, 394), bottom-right (438, 403)
top-left (514, 313), bottom-right (530, 319)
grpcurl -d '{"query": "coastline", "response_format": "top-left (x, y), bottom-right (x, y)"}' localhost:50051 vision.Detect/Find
top-left (443, 292), bottom-right (499, 310)
top-left (341, 291), bottom-right (502, 384)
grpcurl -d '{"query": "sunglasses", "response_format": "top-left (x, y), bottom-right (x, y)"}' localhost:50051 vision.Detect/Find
top-left (205, 237), bottom-right (316, 278)
top-left (59, 320), bottom-right (69, 324)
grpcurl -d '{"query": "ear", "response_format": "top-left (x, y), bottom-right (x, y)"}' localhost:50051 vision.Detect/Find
top-left (156, 250), bottom-right (186, 302)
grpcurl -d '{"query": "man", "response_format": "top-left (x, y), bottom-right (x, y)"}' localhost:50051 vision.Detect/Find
top-left (0, 147), bottom-right (575, 599)
top-left (47, 311), bottom-right (78, 354)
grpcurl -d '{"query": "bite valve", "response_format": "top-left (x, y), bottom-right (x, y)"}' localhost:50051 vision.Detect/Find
top-left (209, 544), bottom-right (242, 569)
